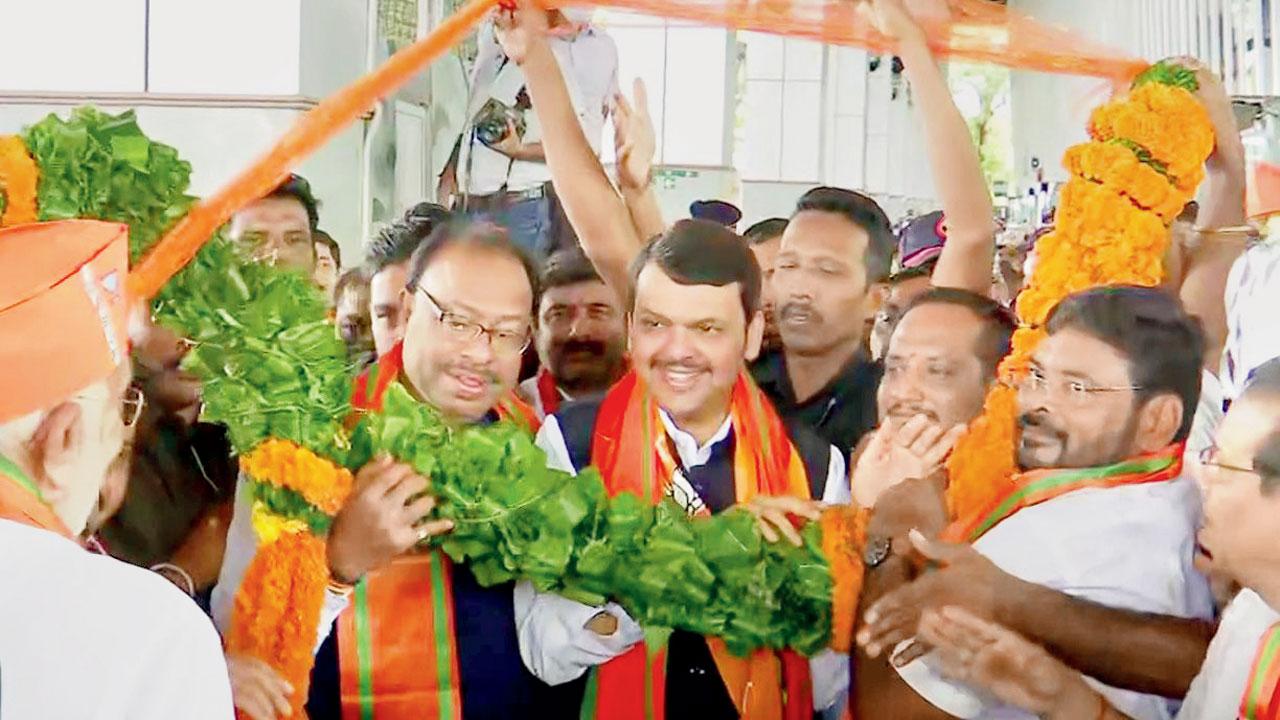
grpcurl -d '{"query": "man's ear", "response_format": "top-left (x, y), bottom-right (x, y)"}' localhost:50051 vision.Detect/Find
top-left (865, 282), bottom-right (889, 319)
top-left (1135, 393), bottom-right (1185, 454)
top-left (743, 310), bottom-right (765, 363)
top-left (26, 402), bottom-right (83, 502)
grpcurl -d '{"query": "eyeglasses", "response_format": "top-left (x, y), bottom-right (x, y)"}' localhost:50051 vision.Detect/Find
top-left (417, 287), bottom-right (531, 356)
top-left (1198, 446), bottom-right (1257, 476)
top-left (123, 385), bottom-right (146, 429)
top-left (1015, 367), bottom-right (1143, 406)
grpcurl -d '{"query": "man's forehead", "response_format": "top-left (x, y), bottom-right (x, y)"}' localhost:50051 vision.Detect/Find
top-left (781, 211), bottom-right (868, 254)
top-left (889, 303), bottom-right (981, 355)
top-left (235, 196), bottom-right (310, 228)
top-left (634, 265), bottom-right (742, 321)
top-left (420, 246), bottom-right (532, 320)
top-left (541, 280), bottom-right (617, 307)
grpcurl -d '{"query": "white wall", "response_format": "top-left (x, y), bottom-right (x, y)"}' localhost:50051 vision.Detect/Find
top-left (0, 0), bottom-right (147, 93)
top-left (147, 0), bottom-right (303, 95)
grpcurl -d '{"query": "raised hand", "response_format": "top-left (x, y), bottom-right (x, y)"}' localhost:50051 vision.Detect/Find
top-left (493, 0), bottom-right (550, 65)
top-left (612, 78), bottom-right (656, 191)
top-left (852, 415), bottom-right (965, 508)
top-left (857, 0), bottom-right (946, 45)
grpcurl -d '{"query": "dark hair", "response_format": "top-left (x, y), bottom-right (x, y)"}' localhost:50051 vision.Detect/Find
top-left (404, 219), bottom-right (540, 314)
top-left (314, 229), bottom-right (341, 267)
top-left (1045, 286), bottom-right (1205, 442)
top-left (366, 215), bottom-right (444, 275)
top-left (898, 287), bottom-right (1016, 379)
top-left (628, 219), bottom-right (760, 320)
top-left (889, 259), bottom-right (936, 286)
top-left (268, 174), bottom-right (321, 231)
top-left (1240, 358), bottom-right (1280, 490)
top-left (793, 187), bottom-right (895, 283)
top-left (334, 266), bottom-right (370, 299)
top-left (743, 218), bottom-right (789, 245)
top-left (541, 247), bottom-right (603, 291)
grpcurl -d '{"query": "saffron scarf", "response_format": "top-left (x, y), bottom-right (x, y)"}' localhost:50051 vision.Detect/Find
top-left (585, 369), bottom-right (814, 720)
top-left (0, 452), bottom-right (72, 538)
top-left (337, 341), bottom-right (538, 720)
top-left (535, 368), bottom-right (563, 417)
top-left (1241, 623), bottom-right (1280, 720)
top-left (942, 444), bottom-right (1184, 544)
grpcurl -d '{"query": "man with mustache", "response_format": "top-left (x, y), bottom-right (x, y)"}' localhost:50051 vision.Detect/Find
top-left (212, 220), bottom-right (584, 720)
top-left (896, 357), bottom-right (1280, 720)
top-left (754, 0), bottom-right (999, 457)
top-left (497, 5), bottom-right (853, 716)
top-left (857, 286), bottom-right (1215, 720)
top-left (519, 247), bottom-right (627, 419)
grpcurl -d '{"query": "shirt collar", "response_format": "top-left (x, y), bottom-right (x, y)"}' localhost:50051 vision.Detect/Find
top-left (656, 409), bottom-right (733, 469)
top-left (754, 346), bottom-right (876, 407)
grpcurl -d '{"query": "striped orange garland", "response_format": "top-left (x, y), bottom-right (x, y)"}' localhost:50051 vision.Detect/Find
top-left (0, 135), bottom-right (38, 227)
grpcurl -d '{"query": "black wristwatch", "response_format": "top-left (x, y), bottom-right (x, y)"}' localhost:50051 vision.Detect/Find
top-left (863, 535), bottom-right (892, 569)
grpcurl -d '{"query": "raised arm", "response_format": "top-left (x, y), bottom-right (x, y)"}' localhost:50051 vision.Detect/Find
top-left (613, 79), bottom-right (666, 243)
top-left (497, 3), bottom-right (641, 297)
top-left (1175, 61), bottom-right (1250, 370)
top-left (863, 0), bottom-right (997, 293)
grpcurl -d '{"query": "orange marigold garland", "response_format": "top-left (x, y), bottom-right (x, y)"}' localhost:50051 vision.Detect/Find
top-left (821, 506), bottom-right (867, 653)
top-left (225, 530), bottom-right (329, 720)
top-left (229, 439), bottom-right (355, 719)
top-left (0, 135), bottom-right (39, 227)
top-left (944, 61), bottom-right (1214, 522)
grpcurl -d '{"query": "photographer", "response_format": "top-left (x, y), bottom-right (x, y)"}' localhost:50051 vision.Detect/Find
top-left (438, 8), bottom-right (617, 259)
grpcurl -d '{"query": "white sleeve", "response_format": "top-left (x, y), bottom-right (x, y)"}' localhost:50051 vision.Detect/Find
top-left (517, 415), bottom-right (644, 684)
top-left (809, 648), bottom-right (850, 712)
top-left (514, 581), bottom-right (644, 685)
top-left (124, 600), bottom-right (235, 719)
top-left (211, 473), bottom-right (345, 654)
top-left (820, 445), bottom-right (850, 506)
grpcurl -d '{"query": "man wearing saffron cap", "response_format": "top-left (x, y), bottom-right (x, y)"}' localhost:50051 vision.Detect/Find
top-left (0, 220), bottom-right (233, 718)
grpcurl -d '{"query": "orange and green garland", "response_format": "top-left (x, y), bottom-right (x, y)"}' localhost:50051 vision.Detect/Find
top-left (946, 62), bottom-right (1215, 521)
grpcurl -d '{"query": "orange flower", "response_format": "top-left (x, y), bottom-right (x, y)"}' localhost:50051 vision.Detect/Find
top-left (821, 506), bottom-right (866, 654)
top-left (226, 532), bottom-right (328, 720)
top-left (945, 73), bottom-right (1212, 532)
top-left (240, 438), bottom-right (354, 515)
top-left (0, 135), bottom-right (38, 227)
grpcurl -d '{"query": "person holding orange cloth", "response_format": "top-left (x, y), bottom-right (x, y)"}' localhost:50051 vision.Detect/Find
top-left (0, 219), bottom-right (233, 719)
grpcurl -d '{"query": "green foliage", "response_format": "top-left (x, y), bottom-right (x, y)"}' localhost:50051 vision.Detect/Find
top-left (350, 384), bottom-right (838, 656)
top-left (1133, 61), bottom-right (1199, 92)
top-left (21, 107), bottom-right (196, 260)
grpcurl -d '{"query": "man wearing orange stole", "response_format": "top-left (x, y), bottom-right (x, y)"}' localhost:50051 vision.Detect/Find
top-left (0, 220), bottom-right (232, 719)
top-left (212, 220), bottom-right (578, 719)
top-left (520, 222), bottom-right (853, 720)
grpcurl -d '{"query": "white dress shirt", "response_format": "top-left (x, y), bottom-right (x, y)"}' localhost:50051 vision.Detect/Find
top-left (1223, 239), bottom-right (1280, 402)
top-left (1178, 588), bottom-right (1280, 718)
top-left (1186, 369), bottom-right (1224, 460)
top-left (459, 22), bottom-right (619, 195)
top-left (895, 476), bottom-right (1214, 720)
top-left (517, 375), bottom-right (572, 421)
top-left (519, 410), bottom-right (852, 711)
top-left (0, 519), bottom-right (234, 720)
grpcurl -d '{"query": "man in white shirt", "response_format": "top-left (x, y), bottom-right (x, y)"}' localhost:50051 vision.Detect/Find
top-left (439, 9), bottom-right (618, 258)
top-left (518, 247), bottom-right (627, 418)
top-left (858, 287), bottom-right (1216, 720)
top-left (0, 220), bottom-right (233, 720)
top-left (903, 357), bottom-right (1280, 720)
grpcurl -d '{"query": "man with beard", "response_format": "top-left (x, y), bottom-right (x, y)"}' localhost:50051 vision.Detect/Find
top-left (856, 286), bottom-right (1215, 720)
top-left (0, 220), bottom-right (233, 718)
top-left (744, 217), bottom-right (788, 355)
top-left (213, 220), bottom-right (582, 720)
top-left (889, 358), bottom-right (1280, 719)
top-left (519, 247), bottom-right (627, 418)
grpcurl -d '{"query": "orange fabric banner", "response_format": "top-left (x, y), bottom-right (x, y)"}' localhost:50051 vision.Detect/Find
top-left (129, 0), bottom-right (1147, 300)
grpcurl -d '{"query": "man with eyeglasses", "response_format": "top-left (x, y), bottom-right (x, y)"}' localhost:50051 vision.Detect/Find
top-left (0, 220), bottom-right (233, 719)
top-left (866, 357), bottom-right (1280, 719)
top-left (212, 219), bottom-right (584, 720)
top-left (518, 247), bottom-right (627, 419)
top-left (854, 286), bottom-right (1215, 720)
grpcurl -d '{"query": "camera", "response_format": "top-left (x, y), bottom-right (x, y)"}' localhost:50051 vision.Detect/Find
top-left (474, 99), bottom-right (527, 148)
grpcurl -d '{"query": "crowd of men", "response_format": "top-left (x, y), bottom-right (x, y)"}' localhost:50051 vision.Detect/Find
top-left (3, 0), bottom-right (1280, 718)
